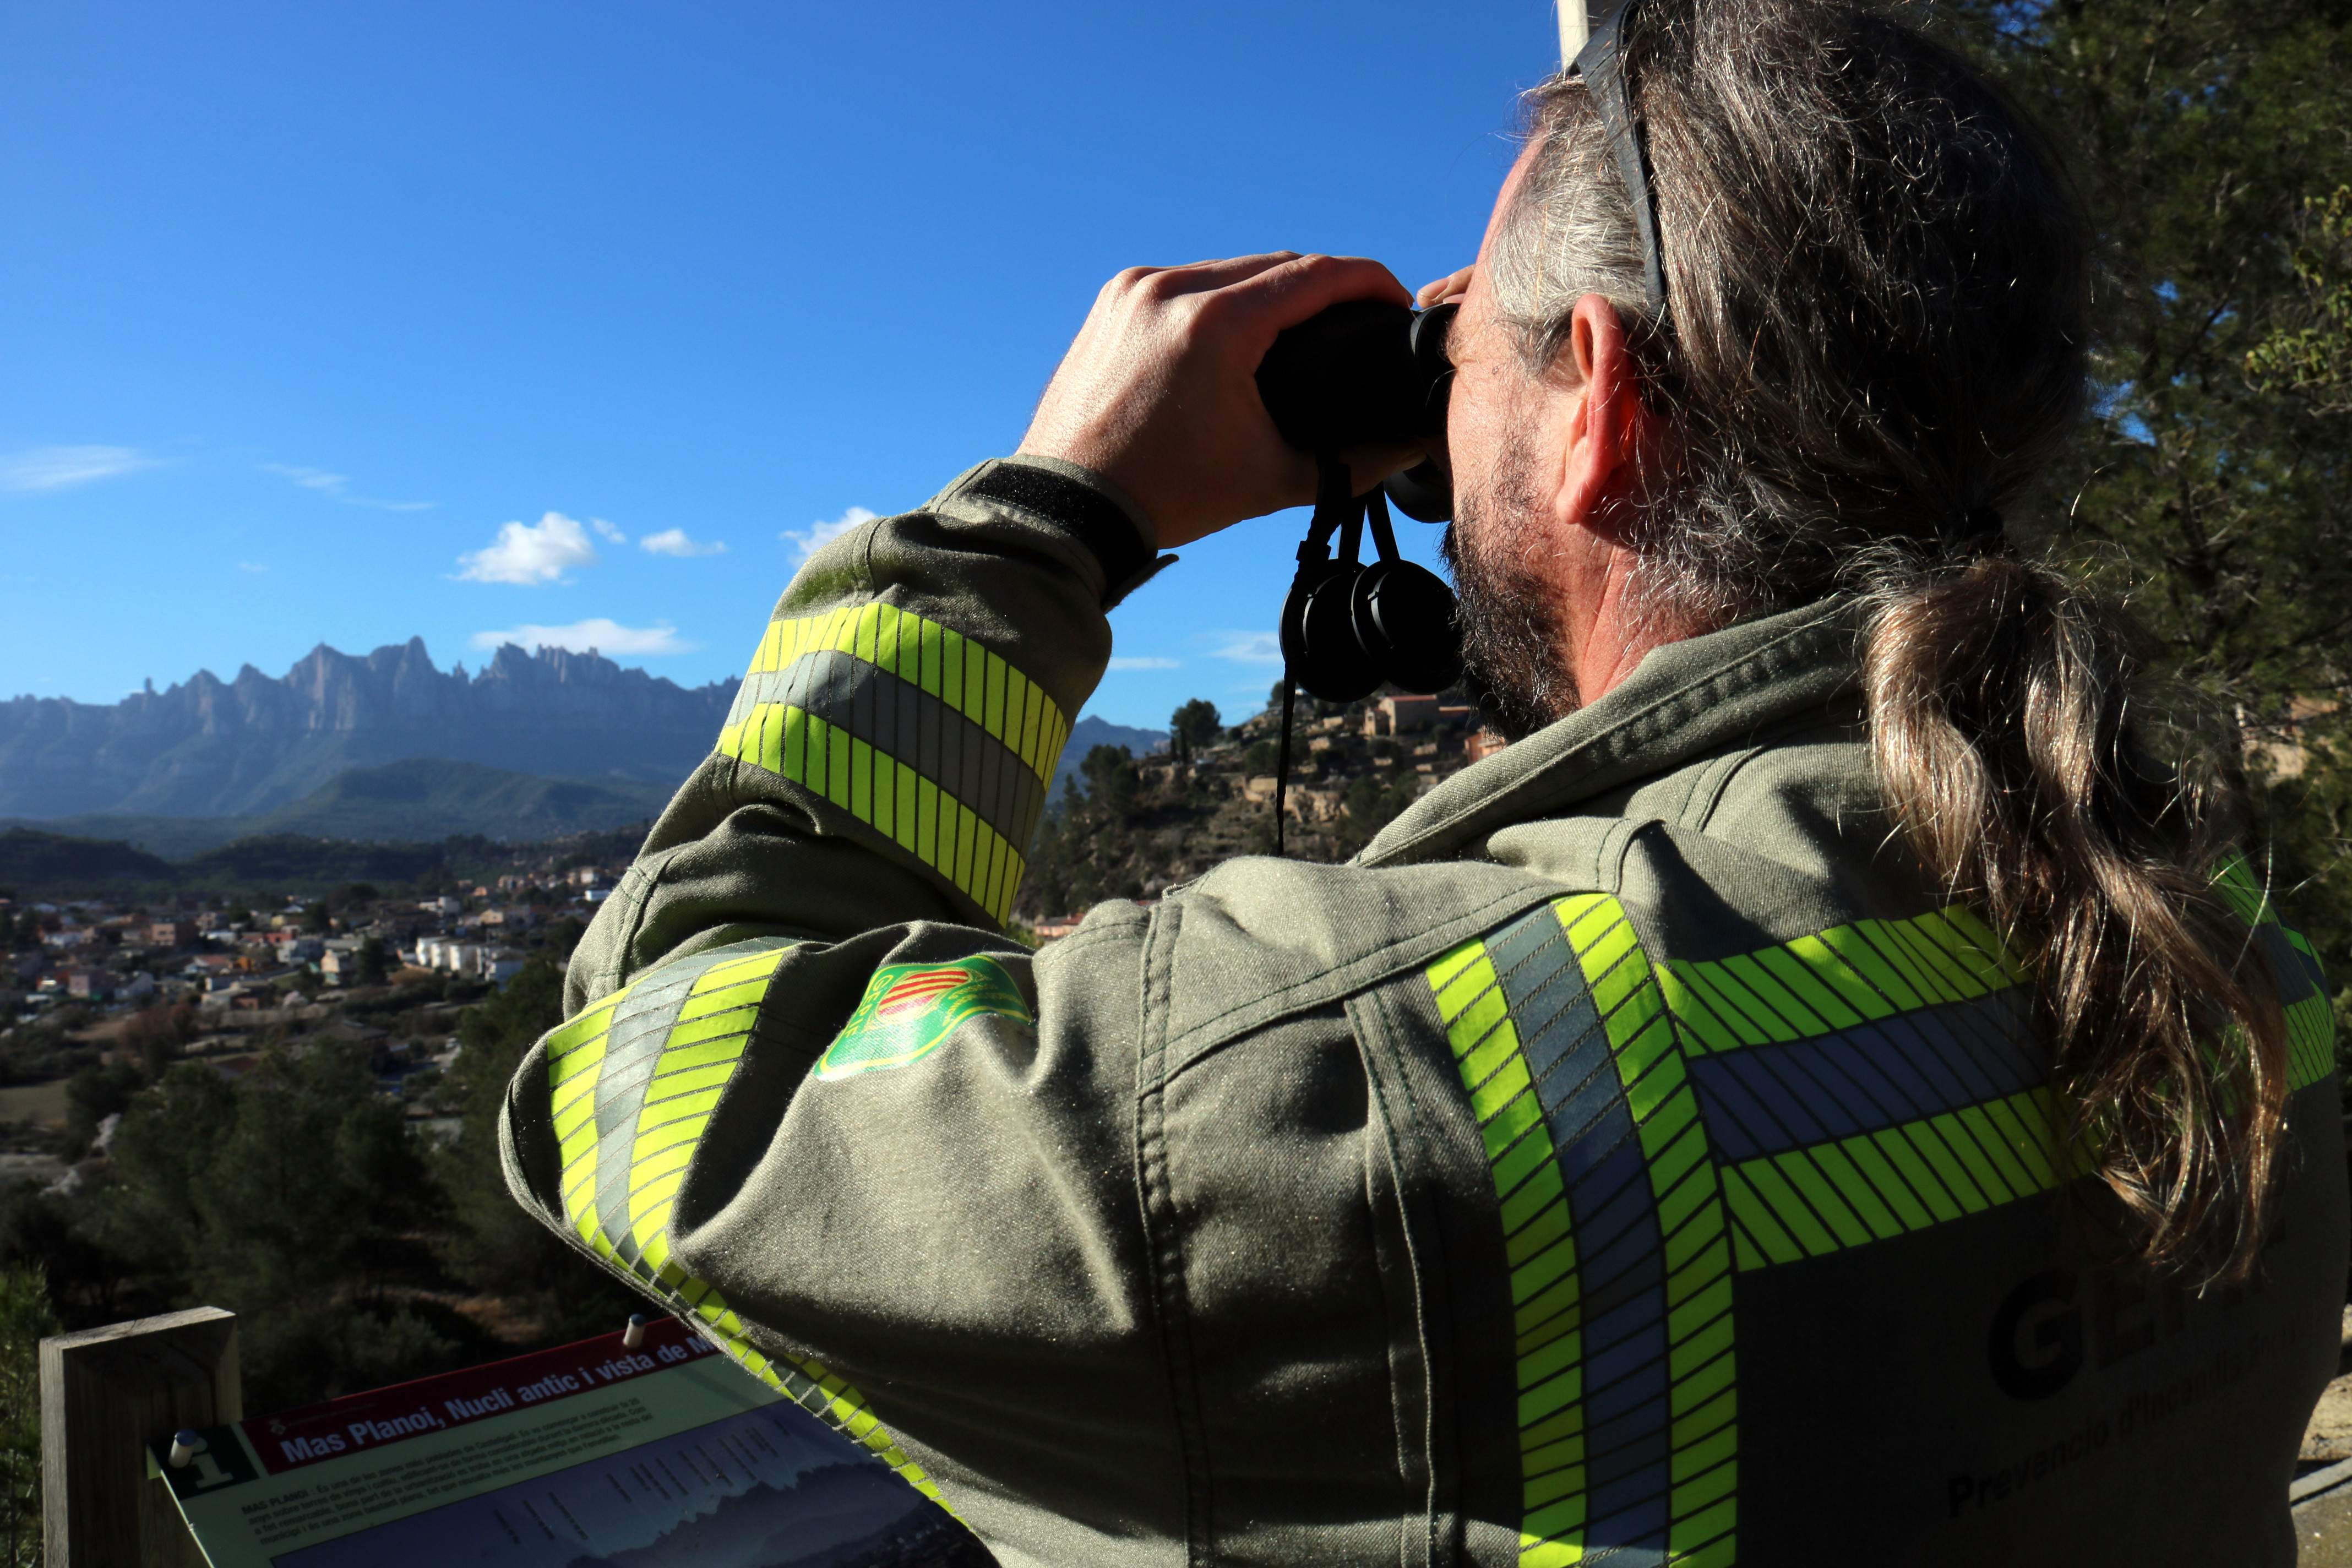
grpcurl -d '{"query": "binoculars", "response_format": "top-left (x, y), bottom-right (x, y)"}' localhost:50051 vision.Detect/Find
top-left (1250, 297), bottom-right (1467, 715)
top-left (1254, 300), bottom-right (1458, 521)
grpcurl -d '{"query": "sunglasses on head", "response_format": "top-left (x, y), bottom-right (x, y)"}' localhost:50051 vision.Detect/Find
top-left (1571, 0), bottom-right (1670, 313)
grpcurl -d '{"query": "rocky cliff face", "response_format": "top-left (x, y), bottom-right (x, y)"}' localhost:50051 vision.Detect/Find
top-left (0, 639), bottom-right (736, 818)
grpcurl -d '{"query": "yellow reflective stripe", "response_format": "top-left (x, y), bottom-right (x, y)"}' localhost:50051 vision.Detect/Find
top-left (1662, 904), bottom-right (2024, 1052)
top-left (2213, 853), bottom-right (2274, 927)
top-left (1554, 896), bottom-right (1737, 1567)
top-left (1722, 1085), bottom-right (2083, 1270)
top-left (546, 990), bottom-right (623, 1058)
top-left (661, 1003), bottom-right (759, 1050)
top-left (636, 1085), bottom-right (727, 1135)
top-left (628, 1138), bottom-right (695, 1189)
top-left (678, 971), bottom-right (772, 1014)
top-left (721, 703), bottom-right (1025, 925)
top-left (537, 938), bottom-right (962, 1522)
top-left (1429, 937), bottom-right (1586, 1568)
top-left (550, 1040), bottom-right (606, 1110)
top-left (744, 602), bottom-right (1066, 790)
top-left (649, 1030), bottom-right (754, 1077)
top-left (2288, 993), bottom-right (2337, 1093)
top-left (641, 1090), bottom-right (729, 1142)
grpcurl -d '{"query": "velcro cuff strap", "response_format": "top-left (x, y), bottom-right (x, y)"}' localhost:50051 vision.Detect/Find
top-left (960, 461), bottom-right (1171, 607)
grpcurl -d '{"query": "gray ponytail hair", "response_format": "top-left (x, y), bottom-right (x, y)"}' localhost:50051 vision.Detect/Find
top-left (1494, 0), bottom-right (2288, 1276)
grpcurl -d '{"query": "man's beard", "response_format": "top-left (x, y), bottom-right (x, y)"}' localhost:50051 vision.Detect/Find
top-left (1442, 435), bottom-right (1581, 742)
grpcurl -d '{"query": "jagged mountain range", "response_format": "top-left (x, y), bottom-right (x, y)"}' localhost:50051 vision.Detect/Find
top-left (0, 639), bottom-right (735, 819)
top-left (0, 638), bottom-right (1168, 828)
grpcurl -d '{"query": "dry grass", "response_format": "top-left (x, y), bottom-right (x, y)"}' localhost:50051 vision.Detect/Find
top-left (0, 1079), bottom-right (70, 1129)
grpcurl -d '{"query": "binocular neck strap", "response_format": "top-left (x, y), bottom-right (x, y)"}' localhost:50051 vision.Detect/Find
top-left (1365, 486), bottom-right (1400, 563)
top-left (1275, 454), bottom-right (1362, 856)
top-left (1298, 455), bottom-right (1356, 568)
top-left (1274, 676), bottom-right (1296, 858)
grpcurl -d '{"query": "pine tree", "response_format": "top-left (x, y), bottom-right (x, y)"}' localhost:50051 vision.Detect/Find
top-left (1943, 0), bottom-right (2352, 985)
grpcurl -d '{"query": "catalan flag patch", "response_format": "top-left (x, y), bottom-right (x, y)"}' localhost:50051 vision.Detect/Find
top-left (814, 955), bottom-right (1032, 1081)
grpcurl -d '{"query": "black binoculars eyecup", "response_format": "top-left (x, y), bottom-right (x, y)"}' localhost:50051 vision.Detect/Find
top-left (1253, 300), bottom-right (1457, 522)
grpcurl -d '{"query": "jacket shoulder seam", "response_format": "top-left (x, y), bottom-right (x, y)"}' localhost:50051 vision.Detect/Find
top-left (1680, 744), bottom-right (1763, 831)
top-left (1134, 896), bottom-right (1215, 1561)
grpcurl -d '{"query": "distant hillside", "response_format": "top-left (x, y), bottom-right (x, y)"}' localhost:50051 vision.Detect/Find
top-left (0, 719), bottom-right (1179, 897)
top-left (0, 829), bottom-right (175, 892)
top-left (0, 638), bottom-right (733, 819)
top-left (0, 826), bottom-right (472, 899)
top-left (176, 834), bottom-right (453, 891)
top-left (262, 758), bottom-right (668, 844)
top-left (0, 828), bottom-right (562, 900)
top-left (1049, 716), bottom-right (1168, 809)
top-left (1, 759), bottom-right (668, 857)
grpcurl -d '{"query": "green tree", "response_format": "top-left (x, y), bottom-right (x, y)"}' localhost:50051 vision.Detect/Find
top-left (99, 1048), bottom-right (459, 1409)
top-left (1168, 699), bottom-right (1222, 763)
top-left (541, 916), bottom-right (586, 961)
top-left (1942, 0), bottom-right (2352, 985)
top-left (1335, 773), bottom-right (1423, 858)
top-left (0, 1186), bottom-right (125, 1325)
top-left (121, 1000), bottom-right (195, 1080)
top-left (1078, 744), bottom-right (1140, 816)
top-left (2248, 186), bottom-right (2352, 415)
top-left (63, 1060), bottom-right (143, 1157)
top-left (0, 1267), bottom-right (56, 1568)
top-left (357, 935), bottom-right (390, 987)
top-left (434, 956), bottom-right (636, 1340)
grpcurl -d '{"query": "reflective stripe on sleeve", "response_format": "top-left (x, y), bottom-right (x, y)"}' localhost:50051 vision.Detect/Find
top-left (543, 938), bottom-right (957, 1513)
top-left (716, 602), bottom-right (1069, 924)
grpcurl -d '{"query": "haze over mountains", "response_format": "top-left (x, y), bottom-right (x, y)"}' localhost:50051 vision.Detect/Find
top-left (0, 639), bottom-right (1166, 846)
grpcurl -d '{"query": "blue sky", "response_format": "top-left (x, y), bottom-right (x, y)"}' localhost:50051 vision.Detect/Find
top-left (1, 2), bottom-right (1549, 732)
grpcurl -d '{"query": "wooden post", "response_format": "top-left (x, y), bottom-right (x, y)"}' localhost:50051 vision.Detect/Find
top-left (39, 1307), bottom-right (238, 1568)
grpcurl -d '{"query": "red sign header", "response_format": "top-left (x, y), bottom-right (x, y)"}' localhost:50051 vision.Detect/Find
top-left (243, 1316), bottom-right (717, 1474)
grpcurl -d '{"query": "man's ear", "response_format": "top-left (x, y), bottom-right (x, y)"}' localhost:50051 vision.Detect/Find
top-left (1550, 292), bottom-right (1647, 545)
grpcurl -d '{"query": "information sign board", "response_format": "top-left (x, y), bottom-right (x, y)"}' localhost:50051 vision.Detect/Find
top-left (148, 1316), bottom-right (982, 1567)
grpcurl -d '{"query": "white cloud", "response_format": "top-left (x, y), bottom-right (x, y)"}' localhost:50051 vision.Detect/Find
top-left (258, 461), bottom-right (435, 511)
top-left (781, 505), bottom-right (878, 564)
top-left (590, 518), bottom-right (629, 543)
top-left (2, 445), bottom-right (156, 492)
top-left (1107, 656), bottom-right (1181, 671)
top-left (261, 462), bottom-right (345, 492)
top-left (640, 527), bottom-right (727, 558)
top-left (237, 561), bottom-right (268, 574)
top-left (1208, 631), bottom-right (1283, 665)
top-left (456, 511), bottom-right (600, 585)
top-left (469, 618), bottom-right (694, 656)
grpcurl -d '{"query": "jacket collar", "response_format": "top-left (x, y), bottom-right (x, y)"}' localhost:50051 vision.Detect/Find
top-left (1357, 596), bottom-right (1863, 868)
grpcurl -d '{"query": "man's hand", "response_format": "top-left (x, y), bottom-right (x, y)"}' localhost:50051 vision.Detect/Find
top-left (1016, 253), bottom-right (1412, 549)
top-left (1417, 264), bottom-right (1474, 308)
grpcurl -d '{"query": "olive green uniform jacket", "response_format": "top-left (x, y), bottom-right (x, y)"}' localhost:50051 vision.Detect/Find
top-left (502, 456), bottom-right (2346, 1568)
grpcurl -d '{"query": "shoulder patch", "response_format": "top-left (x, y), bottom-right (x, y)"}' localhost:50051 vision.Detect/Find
top-left (815, 955), bottom-right (1032, 1081)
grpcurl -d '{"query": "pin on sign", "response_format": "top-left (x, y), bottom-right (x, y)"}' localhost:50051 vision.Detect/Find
top-left (168, 1430), bottom-right (204, 1469)
top-left (622, 1313), bottom-right (648, 1351)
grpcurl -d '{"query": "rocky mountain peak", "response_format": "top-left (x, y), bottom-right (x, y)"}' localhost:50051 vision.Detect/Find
top-left (0, 640), bottom-right (737, 819)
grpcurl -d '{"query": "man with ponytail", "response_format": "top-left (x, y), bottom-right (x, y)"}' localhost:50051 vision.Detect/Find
top-left (501, 1), bottom-right (2345, 1561)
